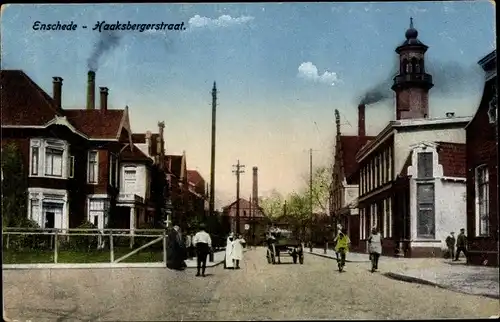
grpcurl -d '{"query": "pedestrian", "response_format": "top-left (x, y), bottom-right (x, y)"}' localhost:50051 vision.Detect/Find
top-left (193, 223), bottom-right (212, 277)
top-left (224, 233), bottom-right (235, 269)
top-left (454, 228), bottom-right (468, 261)
top-left (334, 228), bottom-right (351, 271)
top-left (368, 227), bottom-right (382, 272)
top-left (232, 234), bottom-right (245, 269)
top-left (445, 232), bottom-right (455, 260)
top-left (166, 225), bottom-right (186, 270)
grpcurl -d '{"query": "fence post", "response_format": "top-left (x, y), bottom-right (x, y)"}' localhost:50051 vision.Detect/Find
top-left (54, 230), bottom-right (58, 264)
top-left (110, 231), bottom-right (114, 263)
top-left (163, 231), bottom-right (167, 265)
top-left (6, 234), bottom-right (9, 249)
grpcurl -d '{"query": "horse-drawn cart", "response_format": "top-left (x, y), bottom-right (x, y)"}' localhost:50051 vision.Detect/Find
top-left (266, 228), bottom-right (304, 264)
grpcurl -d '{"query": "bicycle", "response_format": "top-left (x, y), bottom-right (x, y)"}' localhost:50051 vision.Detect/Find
top-left (336, 247), bottom-right (346, 272)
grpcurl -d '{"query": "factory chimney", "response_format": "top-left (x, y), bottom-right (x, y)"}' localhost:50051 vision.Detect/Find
top-left (252, 166), bottom-right (259, 210)
top-left (87, 71), bottom-right (96, 110)
top-left (358, 104), bottom-right (366, 137)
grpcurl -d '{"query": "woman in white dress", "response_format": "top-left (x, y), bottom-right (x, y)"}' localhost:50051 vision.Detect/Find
top-left (232, 234), bottom-right (246, 269)
top-left (224, 233), bottom-right (235, 269)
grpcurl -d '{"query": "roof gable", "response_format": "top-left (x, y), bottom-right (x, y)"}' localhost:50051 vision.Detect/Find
top-left (120, 143), bottom-right (153, 163)
top-left (63, 109), bottom-right (125, 139)
top-left (1, 70), bottom-right (62, 126)
top-left (187, 170), bottom-right (204, 185)
top-left (339, 135), bottom-right (376, 183)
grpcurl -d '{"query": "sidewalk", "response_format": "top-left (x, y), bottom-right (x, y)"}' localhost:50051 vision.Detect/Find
top-left (185, 250), bottom-right (226, 268)
top-left (384, 261), bottom-right (499, 300)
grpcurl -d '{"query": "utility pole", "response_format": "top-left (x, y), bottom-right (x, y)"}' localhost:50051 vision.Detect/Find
top-left (232, 160), bottom-right (245, 234)
top-left (209, 82), bottom-right (217, 219)
top-left (309, 148), bottom-right (313, 252)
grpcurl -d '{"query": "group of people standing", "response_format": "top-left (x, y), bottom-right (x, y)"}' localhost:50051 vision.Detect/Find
top-left (446, 228), bottom-right (468, 261)
top-left (166, 223), bottom-right (213, 277)
top-left (224, 233), bottom-right (246, 269)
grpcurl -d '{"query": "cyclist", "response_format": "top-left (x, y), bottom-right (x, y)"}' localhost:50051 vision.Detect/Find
top-left (334, 228), bottom-right (351, 271)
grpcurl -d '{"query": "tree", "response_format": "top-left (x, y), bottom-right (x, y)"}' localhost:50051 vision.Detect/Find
top-left (300, 164), bottom-right (332, 214)
top-left (1, 142), bottom-right (29, 227)
top-left (259, 189), bottom-right (284, 219)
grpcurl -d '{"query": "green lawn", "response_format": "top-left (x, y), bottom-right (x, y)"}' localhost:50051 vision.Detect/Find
top-left (3, 248), bottom-right (165, 264)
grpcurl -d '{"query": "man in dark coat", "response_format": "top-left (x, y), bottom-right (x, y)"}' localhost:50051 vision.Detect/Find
top-left (454, 228), bottom-right (468, 261)
top-left (166, 225), bottom-right (186, 270)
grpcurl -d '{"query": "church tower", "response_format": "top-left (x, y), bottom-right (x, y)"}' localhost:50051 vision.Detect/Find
top-left (392, 18), bottom-right (434, 120)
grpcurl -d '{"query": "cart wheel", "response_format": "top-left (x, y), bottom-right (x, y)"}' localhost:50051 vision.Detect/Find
top-left (299, 254), bottom-right (304, 264)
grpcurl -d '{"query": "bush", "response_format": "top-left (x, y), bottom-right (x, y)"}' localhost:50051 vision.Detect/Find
top-left (63, 221), bottom-right (100, 252)
top-left (3, 219), bottom-right (49, 251)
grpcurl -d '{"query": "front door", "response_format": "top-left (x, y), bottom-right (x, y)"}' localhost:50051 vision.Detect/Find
top-left (45, 212), bottom-right (55, 229)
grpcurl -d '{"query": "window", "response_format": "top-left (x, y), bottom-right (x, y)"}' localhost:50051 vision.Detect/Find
top-left (476, 166), bottom-right (489, 236)
top-left (124, 167), bottom-right (137, 192)
top-left (88, 151), bottom-right (98, 184)
top-left (416, 183), bottom-right (435, 238)
top-left (376, 155), bottom-right (380, 187)
top-left (30, 199), bottom-right (40, 222)
top-left (387, 198), bottom-right (392, 238)
top-left (371, 161), bottom-right (375, 190)
top-left (387, 148), bottom-right (392, 182)
top-left (109, 154), bottom-right (118, 187)
top-left (45, 148), bottom-right (63, 177)
top-left (31, 147), bottom-right (39, 175)
top-left (68, 156), bottom-right (75, 178)
top-left (417, 152), bottom-right (433, 178)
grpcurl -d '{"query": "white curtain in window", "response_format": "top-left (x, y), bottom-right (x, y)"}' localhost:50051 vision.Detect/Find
top-left (45, 148), bottom-right (63, 176)
top-left (477, 167), bottom-right (489, 235)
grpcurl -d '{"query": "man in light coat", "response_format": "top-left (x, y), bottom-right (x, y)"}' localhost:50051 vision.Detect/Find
top-left (368, 227), bottom-right (382, 272)
top-left (232, 234), bottom-right (246, 269)
top-left (224, 233), bottom-right (235, 269)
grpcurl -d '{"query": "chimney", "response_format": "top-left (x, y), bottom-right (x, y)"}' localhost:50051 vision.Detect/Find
top-left (52, 77), bottom-right (63, 110)
top-left (99, 87), bottom-right (108, 111)
top-left (145, 131), bottom-right (152, 156)
top-left (358, 104), bottom-right (366, 137)
top-left (158, 121), bottom-right (165, 155)
top-left (252, 167), bottom-right (259, 209)
top-left (87, 71), bottom-right (96, 110)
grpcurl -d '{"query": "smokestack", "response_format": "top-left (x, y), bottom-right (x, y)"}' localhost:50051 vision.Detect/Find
top-left (252, 166), bottom-right (259, 209)
top-left (145, 131), bottom-right (152, 156)
top-left (87, 71), bottom-right (96, 110)
top-left (52, 77), bottom-right (63, 110)
top-left (158, 121), bottom-right (165, 155)
top-left (358, 104), bottom-right (366, 137)
top-left (99, 87), bottom-right (108, 111)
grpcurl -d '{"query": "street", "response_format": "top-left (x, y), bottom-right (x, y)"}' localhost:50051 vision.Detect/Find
top-left (4, 248), bottom-right (499, 321)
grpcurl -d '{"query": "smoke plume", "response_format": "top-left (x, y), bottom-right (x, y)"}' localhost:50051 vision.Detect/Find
top-left (87, 31), bottom-right (122, 72)
top-left (359, 59), bottom-right (484, 106)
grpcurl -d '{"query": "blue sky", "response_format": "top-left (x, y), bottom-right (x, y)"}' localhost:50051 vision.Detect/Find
top-left (1, 2), bottom-right (496, 208)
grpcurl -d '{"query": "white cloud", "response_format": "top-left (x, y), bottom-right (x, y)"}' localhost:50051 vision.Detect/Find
top-left (188, 14), bottom-right (254, 29)
top-left (297, 62), bottom-right (339, 86)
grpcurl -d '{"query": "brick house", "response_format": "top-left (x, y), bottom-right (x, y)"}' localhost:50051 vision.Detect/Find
top-left (354, 20), bottom-right (471, 257)
top-left (330, 105), bottom-right (375, 251)
top-left (222, 198), bottom-right (268, 244)
top-left (187, 169), bottom-right (209, 219)
top-left (1, 69), bottom-right (168, 230)
top-left (465, 49), bottom-right (498, 266)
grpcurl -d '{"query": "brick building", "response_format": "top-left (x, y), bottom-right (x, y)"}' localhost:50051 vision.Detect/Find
top-left (465, 49), bottom-right (498, 266)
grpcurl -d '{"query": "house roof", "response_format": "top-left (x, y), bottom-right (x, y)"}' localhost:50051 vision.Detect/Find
top-left (166, 154), bottom-right (183, 178)
top-left (187, 170), bottom-right (204, 185)
top-left (1, 70), bottom-right (62, 126)
top-left (339, 135), bottom-right (376, 182)
top-left (222, 198), bottom-right (265, 218)
top-left (132, 133), bottom-right (161, 155)
top-left (120, 143), bottom-right (152, 163)
top-left (63, 109), bottom-right (125, 139)
top-left (436, 142), bottom-right (466, 177)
